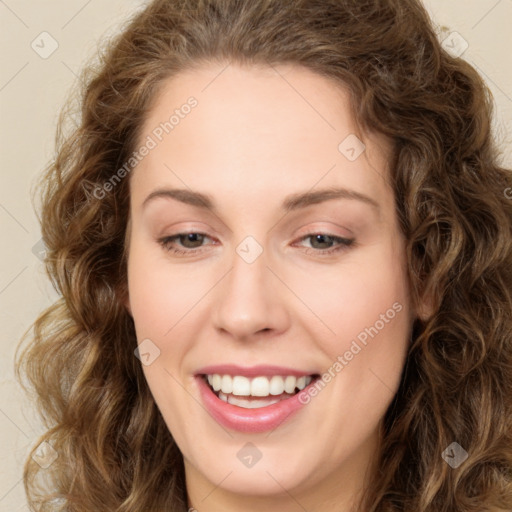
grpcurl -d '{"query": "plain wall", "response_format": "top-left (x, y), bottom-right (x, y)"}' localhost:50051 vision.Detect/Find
top-left (1, 1), bottom-right (511, 509)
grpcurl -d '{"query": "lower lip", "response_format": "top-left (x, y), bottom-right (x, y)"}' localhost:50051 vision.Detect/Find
top-left (196, 376), bottom-right (312, 433)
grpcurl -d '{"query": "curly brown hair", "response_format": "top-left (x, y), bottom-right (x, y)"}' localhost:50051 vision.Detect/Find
top-left (15, 0), bottom-right (512, 510)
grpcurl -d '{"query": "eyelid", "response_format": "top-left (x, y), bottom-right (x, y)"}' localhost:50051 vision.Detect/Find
top-left (294, 221), bottom-right (354, 238)
top-left (158, 229), bottom-right (355, 258)
top-left (291, 233), bottom-right (355, 255)
top-left (158, 224), bottom-right (351, 246)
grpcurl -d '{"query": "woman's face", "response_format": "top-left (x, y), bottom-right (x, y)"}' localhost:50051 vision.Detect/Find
top-left (125, 62), bottom-right (413, 509)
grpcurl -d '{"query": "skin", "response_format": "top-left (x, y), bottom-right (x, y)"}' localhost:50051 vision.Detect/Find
top-left (125, 62), bottom-right (415, 512)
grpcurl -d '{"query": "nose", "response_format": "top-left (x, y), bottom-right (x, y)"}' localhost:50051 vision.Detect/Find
top-left (211, 244), bottom-right (290, 341)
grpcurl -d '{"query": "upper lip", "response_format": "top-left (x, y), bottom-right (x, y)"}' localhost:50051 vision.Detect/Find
top-left (196, 364), bottom-right (318, 378)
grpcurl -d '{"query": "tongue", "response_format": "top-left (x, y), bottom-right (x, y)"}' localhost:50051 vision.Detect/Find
top-left (218, 391), bottom-right (295, 409)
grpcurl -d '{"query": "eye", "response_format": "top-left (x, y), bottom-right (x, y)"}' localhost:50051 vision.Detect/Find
top-left (294, 233), bottom-right (355, 257)
top-left (157, 232), bottom-right (355, 257)
top-left (158, 232), bottom-right (213, 256)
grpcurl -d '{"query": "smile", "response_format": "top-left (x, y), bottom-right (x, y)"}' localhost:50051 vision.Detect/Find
top-left (206, 374), bottom-right (313, 408)
top-left (196, 365), bottom-right (320, 432)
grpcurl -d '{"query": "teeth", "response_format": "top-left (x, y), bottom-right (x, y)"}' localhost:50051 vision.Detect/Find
top-left (218, 391), bottom-right (295, 409)
top-left (269, 375), bottom-right (285, 395)
top-left (206, 374), bottom-right (313, 397)
top-left (212, 374), bottom-right (222, 392)
top-left (251, 376), bottom-right (270, 397)
top-left (232, 376), bottom-right (251, 396)
top-left (221, 374), bottom-right (233, 394)
top-left (284, 376), bottom-right (296, 394)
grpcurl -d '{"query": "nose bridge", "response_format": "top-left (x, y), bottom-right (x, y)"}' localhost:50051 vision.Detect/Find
top-left (212, 236), bottom-right (289, 339)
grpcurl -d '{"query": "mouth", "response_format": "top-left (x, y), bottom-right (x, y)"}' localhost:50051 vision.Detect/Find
top-left (195, 364), bottom-right (321, 432)
top-left (203, 373), bottom-right (317, 409)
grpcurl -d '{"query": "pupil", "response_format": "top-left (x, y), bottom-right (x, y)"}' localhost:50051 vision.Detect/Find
top-left (183, 233), bottom-right (203, 247)
top-left (313, 234), bottom-right (332, 249)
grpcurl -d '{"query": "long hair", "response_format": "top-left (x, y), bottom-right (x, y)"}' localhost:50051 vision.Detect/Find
top-left (15, 0), bottom-right (512, 510)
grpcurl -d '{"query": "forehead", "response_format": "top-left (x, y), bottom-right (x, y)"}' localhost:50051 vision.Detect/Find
top-left (130, 62), bottom-right (393, 215)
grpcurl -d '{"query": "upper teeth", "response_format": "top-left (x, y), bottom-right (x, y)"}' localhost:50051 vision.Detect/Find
top-left (206, 374), bottom-right (312, 397)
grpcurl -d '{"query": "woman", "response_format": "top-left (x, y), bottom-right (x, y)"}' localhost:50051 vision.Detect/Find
top-left (16, 0), bottom-right (512, 510)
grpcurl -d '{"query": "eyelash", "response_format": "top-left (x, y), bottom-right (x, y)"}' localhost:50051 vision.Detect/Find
top-left (157, 232), bottom-right (355, 258)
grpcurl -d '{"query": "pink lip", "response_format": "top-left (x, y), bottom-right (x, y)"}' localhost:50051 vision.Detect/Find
top-left (196, 364), bottom-right (315, 378)
top-left (196, 374), bottom-right (316, 433)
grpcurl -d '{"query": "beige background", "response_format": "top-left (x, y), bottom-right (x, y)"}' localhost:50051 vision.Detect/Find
top-left (1, 1), bottom-right (511, 509)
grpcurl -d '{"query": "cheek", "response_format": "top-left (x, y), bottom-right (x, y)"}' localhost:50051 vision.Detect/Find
top-left (127, 229), bottom-right (411, 368)
top-left (287, 244), bottom-right (410, 356)
top-left (127, 245), bottom-right (209, 335)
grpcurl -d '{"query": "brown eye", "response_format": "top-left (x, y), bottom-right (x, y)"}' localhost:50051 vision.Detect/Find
top-left (308, 234), bottom-right (337, 250)
top-left (295, 233), bottom-right (355, 257)
top-left (158, 232), bottom-right (213, 255)
top-left (176, 233), bottom-right (206, 248)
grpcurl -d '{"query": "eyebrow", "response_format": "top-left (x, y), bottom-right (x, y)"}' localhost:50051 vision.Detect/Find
top-left (142, 187), bottom-right (380, 213)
